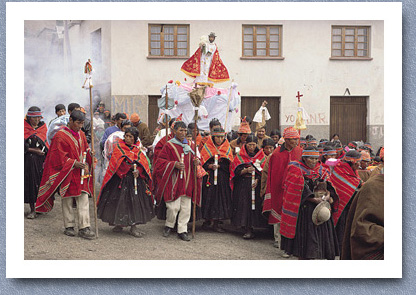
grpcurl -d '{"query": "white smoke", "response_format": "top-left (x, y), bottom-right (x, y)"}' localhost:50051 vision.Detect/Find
top-left (24, 20), bottom-right (97, 124)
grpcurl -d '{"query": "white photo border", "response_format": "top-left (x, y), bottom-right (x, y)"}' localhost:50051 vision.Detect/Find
top-left (7, 1), bottom-right (401, 278)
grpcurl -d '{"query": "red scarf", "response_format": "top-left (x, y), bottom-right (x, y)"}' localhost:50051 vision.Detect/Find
top-left (280, 161), bottom-right (330, 239)
top-left (98, 140), bottom-right (151, 203)
top-left (329, 161), bottom-right (361, 226)
top-left (200, 136), bottom-right (233, 166)
top-left (230, 145), bottom-right (266, 189)
top-left (24, 119), bottom-right (48, 147)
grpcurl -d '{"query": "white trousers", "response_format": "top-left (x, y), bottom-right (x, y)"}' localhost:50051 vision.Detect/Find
top-left (274, 223), bottom-right (281, 244)
top-left (61, 192), bottom-right (90, 230)
top-left (165, 196), bottom-right (192, 234)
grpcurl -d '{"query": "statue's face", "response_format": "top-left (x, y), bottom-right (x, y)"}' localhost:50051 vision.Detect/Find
top-left (209, 36), bottom-right (215, 43)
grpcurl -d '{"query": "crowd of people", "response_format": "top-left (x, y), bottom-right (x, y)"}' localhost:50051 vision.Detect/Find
top-left (24, 101), bottom-right (384, 260)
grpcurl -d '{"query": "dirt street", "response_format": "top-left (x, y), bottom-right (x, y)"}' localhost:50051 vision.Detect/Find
top-left (24, 197), bottom-right (295, 260)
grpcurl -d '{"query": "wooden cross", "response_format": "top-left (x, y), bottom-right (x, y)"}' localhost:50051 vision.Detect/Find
top-left (296, 91), bottom-right (303, 102)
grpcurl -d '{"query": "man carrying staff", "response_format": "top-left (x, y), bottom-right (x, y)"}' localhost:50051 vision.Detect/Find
top-left (153, 121), bottom-right (201, 242)
top-left (35, 110), bottom-right (95, 240)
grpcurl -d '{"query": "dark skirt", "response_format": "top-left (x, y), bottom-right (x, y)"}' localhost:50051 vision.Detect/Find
top-left (335, 197), bottom-right (354, 253)
top-left (281, 201), bottom-right (340, 260)
top-left (231, 173), bottom-right (269, 229)
top-left (201, 162), bottom-right (232, 220)
top-left (24, 152), bottom-right (45, 204)
top-left (97, 172), bottom-right (154, 226)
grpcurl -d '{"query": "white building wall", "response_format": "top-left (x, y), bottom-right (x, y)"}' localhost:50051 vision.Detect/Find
top-left (70, 20), bottom-right (384, 148)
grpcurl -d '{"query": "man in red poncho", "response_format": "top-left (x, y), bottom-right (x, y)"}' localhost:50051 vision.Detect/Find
top-left (35, 110), bottom-right (95, 240)
top-left (262, 127), bottom-right (302, 250)
top-left (181, 32), bottom-right (229, 87)
top-left (153, 121), bottom-right (201, 242)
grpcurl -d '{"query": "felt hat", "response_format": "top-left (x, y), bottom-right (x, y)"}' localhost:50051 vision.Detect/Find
top-left (283, 127), bottom-right (300, 139)
top-left (238, 118), bottom-right (251, 134)
top-left (312, 201), bottom-right (331, 226)
top-left (360, 150), bottom-right (371, 162)
top-left (130, 113), bottom-right (140, 123)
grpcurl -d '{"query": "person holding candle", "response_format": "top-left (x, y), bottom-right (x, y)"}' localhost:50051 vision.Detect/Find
top-left (35, 110), bottom-right (95, 240)
top-left (200, 127), bottom-right (233, 232)
top-left (97, 127), bottom-right (154, 238)
top-left (153, 121), bottom-right (201, 242)
top-left (230, 134), bottom-right (267, 239)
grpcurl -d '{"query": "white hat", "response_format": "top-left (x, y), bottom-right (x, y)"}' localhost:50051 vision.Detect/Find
top-left (312, 201), bottom-right (331, 226)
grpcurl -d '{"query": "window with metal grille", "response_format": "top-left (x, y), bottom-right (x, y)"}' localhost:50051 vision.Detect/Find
top-left (242, 25), bottom-right (282, 58)
top-left (149, 24), bottom-right (189, 57)
top-left (331, 26), bottom-right (370, 58)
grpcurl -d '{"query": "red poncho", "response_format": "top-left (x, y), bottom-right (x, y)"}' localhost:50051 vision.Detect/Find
top-left (262, 144), bottom-right (303, 224)
top-left (98, 140), bottom-right (152, 203)
top-left (35, 127), bottom-right (93, 213)
top-left (280, 161), bottom-right (330, 239)
top-left (200, 136), bottom-right (233, 166)
top-left (24, 119), bottom-right (49, 148)
top-left (153, 140), bottom-right (201, 205)
top-left (152, 133), bottom-right (175, 196)
top-left (329, 161), bottom-right (362, 226)
top-left (230, 145), bottom-right (266, 190)
top-left (181, 46), bottom-right (230, 83)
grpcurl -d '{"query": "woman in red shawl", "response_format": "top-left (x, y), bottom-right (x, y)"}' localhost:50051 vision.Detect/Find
top-left (97, 127), bottom-right (154, 238)
top-left (24, 106), bottom-right (48, 219)
top-left (200, 127), bottom-right (233, 232)
top-left (280, 147), bottom-right (339, 260)
top-left (230, 134), bottom-right (268, 239)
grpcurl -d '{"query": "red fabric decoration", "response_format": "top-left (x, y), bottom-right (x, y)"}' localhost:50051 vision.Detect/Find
top-left (181, 47), bottom-right (230, 83)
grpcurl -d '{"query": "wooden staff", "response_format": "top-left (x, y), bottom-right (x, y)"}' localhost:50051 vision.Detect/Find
top-left (89, 84), bottom-right (98, 238)
top-left (192, 109), bottom-right (198, 238)
top-left (133, 163), bottom-right (138, 195)
top-left (223, 80), bottom-right (234, 132)
top-left (80, 152), bottom-right (87, 184)
top-left (214, 154), bottom-right (218, 185)
top-left (165, 85), bottom-right (169, 142)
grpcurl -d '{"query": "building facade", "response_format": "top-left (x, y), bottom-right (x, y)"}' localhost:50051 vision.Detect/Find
top-left (26, 20), bottom-right (384, 150)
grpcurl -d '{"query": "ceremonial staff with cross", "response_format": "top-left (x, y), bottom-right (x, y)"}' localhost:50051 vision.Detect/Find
top-left (294, 91), bottom-right (307, 135)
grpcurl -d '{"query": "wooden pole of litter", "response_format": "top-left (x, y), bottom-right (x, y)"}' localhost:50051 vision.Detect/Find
top-left (89, 85), bottom-right (99, 238)
top-left (192, 108), bottom-right (198, 238)
top-left (223, 80), bottom-right (234, 132)
top-left (165, 85), bottom-right (169, 142)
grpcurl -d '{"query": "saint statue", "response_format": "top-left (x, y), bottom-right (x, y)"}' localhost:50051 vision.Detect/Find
top-left (181, 32), bottom-right (230, 87)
